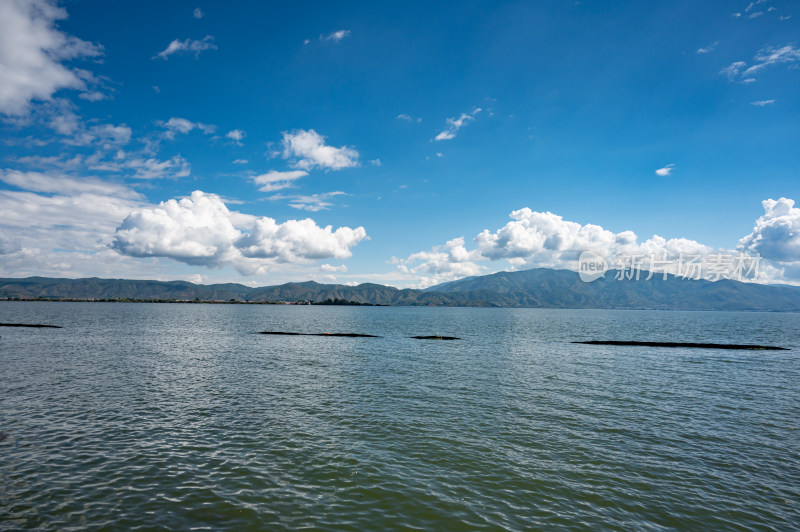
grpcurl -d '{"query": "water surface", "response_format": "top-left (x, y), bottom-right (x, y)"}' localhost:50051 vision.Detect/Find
top-left (1, 302), bottom-right (798, 529)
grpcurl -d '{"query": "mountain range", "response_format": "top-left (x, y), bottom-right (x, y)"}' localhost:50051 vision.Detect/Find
top-left (1, 268), bottom-right (799, 311)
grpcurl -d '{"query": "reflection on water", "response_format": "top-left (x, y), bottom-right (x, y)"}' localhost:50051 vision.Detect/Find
top-left (1, 302), bottom-right (799, 529)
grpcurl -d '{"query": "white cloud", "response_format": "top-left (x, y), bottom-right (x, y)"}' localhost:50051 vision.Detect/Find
top-left (697, 41), bottom-right (719, 54)
top-left (748, 11), bottom-right (763, 18)
top-left (112, 191), bottom-right (366, 274)
top-left (154, 35), bottom-right (217, 60)
top-left (720, 61), bottom-right (747, 80)
top-left (394, 208), bottom-right (729, 287)
top-left (0, 232), bottom-right (21, 255)
top-left (193, 7), bottom-right (203, 19)
top-left (321, 264), bottom-right (347, 272)
top-left (434, 108), bottom-right (481, 141)
top-left (394, 199), bottom-right (800, 287)
top-left (392, 237), bottom-right (485, 288)
top-left (744, 45), bottom-right (800, 76)
top-left (397, 114), bottom-right (422, 123)
top-left (750, 99), bottom-right (775, 106)
top-left (745, 0), bottom-right (766, 12)
top-left (89, 154), bottom-right (190, 180)
top-left (322, 30), bottom-right (350, 43)
top-left (0, 169), bottom-right (142, 198)
top-left (722, 45), bottom-right (800, 82)
top-left (226, 129), bottom-right (245, 145)
top-left (281, 129), bottom-right (359, 170)
top-left (160, 117), bottom-right (216, 138)
top-left (739, 198), bottom-right (800, 262)
top-left (233, 159), bottom-right (248, 164)
top-left (0, 182), bottom-right (145, 260)
top-left (655, 164), bottom-right (674, 176)
top-left (252, 170), bottom-right (308, 192)
top-left (0, 0), bottom-right (103, 116)
top-left (269, 191), bottom-right (347, 211)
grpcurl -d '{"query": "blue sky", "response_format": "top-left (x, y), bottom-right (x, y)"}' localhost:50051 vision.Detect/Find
top-left (1, 0), bottom-right (799, 287)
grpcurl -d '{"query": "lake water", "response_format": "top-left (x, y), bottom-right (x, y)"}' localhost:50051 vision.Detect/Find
top-left (1, 302), bottom-right (799, 530)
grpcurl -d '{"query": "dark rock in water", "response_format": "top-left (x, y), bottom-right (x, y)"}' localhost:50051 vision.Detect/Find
top-left (411, 335), bottom-right (460, 340)
top-left (0, 432), bottom-right (7, 442)
top-left (259, 331), bottom-right (380, 338)
top-left (573, 340), bottom-right (789, 351)
top-left (0, 323), bottom-right (62, 328)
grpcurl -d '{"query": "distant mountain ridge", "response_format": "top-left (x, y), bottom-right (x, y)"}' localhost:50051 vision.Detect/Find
top-left (1, 268), bottom-right (799, 311)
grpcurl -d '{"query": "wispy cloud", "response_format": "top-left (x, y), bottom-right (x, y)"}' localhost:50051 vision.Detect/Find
top-left (397, 113), bottom-right (422, 123)
top-left (193, 7), bottom-right (204, 19)
top-left (154, 35), bottom-right (217, 60)
top-left (252, 170), bottom-right (308, 192)
top-left (721, 44), bottom-right (800, 82)
top-left (159, 117), bottom-right (216, 139)
top-left (751, 99), bottom-right (775, 106)
top-left (697, 41), bottom-right (719, 54)
top-left (433, 107), bottom-right (482, 141)
top-left (269, 191), bottom-right (347, 211)
top-left (322, 30), bottom-right (350, 43)
top-left (655, 164), bottom-right (675, 177)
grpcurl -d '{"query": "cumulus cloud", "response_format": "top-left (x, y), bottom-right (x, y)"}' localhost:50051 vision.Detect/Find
top-left (160, 117), bottom-right (216, 138)
top-left (192, 7), bottom-right (203, 19)
top-left (321, 263), bottom-right (347, 272)
top-left (281, 129), bottom-right (359, 170)
top-left (112, 191), bottom-right (366, 274)
top-left (0, 0), bottom-right (103, 115)
top-left (154, 35), bottom-right (217, 60)
top-left (394, 208), bottom-right (726, 287)
top-left (434, 108), bottom-right (481, 141)
top-left (655, 164), bottom-right (674, 176)
top-left (252, 170), bottom-right (308, 192)
top-left (392, 237), bottom-right (485, 288)
top-left (226, 129), bottom-right (245, 145)
top-left (739, 198), bottom-right (800, 262)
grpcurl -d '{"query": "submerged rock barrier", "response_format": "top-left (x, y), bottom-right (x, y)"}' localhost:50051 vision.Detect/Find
top-left (0, 323), bottom-right (62, 328)
top-left (573, 340), bottom-right (789, 351)
top-left (259, 331), bottom-right (380, 338)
